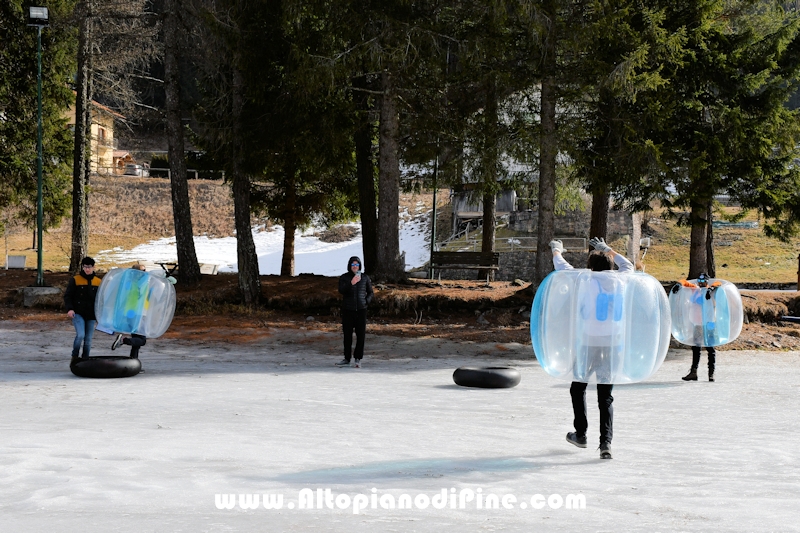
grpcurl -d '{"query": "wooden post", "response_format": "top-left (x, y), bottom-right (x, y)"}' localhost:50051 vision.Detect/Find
top-left (797, 253), bottom-right (800, 291)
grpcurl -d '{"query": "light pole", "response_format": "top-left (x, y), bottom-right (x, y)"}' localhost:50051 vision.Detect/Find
top-left (27, 6), bottom-right (49, 287)
top-left (428, 147), bottom-right (438, 280)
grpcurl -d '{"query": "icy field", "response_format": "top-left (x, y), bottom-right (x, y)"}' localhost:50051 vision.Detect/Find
top-left (1, 319), bottom-right (799, 532)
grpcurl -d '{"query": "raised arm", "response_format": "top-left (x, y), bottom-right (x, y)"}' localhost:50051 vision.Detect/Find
top-left (589, 237), bottom-right (633, 273)
top-left (550, 240), bottom-right (574, 271)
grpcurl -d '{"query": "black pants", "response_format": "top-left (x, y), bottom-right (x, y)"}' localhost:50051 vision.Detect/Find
top-left (570, 382), bottom-right (613, 446)
top-left (342, 309), bottom-right (367, 361)
top-left (123, 334), bottom-right (147, 358)
top-left (691, 346), bottom-right (716, 373)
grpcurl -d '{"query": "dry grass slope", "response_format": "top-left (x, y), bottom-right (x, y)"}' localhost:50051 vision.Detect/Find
top-left (86, 177), bottom-right (237, 238)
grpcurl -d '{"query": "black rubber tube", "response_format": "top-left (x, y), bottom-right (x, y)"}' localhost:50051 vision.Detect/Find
top-left (70, 356), bottom-right (142, 378)
top-left (453, 366), bottom-right (521, 389)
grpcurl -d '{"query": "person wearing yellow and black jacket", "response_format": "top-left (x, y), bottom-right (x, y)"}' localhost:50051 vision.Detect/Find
top-left (64, 257), bottom-right (102, 359)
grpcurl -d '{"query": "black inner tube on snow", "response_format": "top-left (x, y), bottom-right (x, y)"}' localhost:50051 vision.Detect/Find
top-left (453, 366), bottom-right (521, 389)
top-left (70, 356), bottom-right (142, 378)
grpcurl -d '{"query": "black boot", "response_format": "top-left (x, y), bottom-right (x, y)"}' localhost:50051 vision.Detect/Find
top-left (682, 368), bottom-right (698, 381)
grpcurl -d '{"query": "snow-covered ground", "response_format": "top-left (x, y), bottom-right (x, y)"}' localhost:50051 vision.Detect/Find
top-left (1, 319), bottom-right (799, 532)
top-left (96, 208), bottom-right (432, 276)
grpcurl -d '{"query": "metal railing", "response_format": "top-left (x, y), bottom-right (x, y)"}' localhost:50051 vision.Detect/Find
top-left (437, 235), bottom-right (586, 253)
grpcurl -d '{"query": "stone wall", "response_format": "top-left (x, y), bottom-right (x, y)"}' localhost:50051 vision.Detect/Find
top-left (508, 208), bottom-right (635, 239)
top-left (429, 251), bottom-right (590, 282)
top-left (506, 207), bottom-right (644, 272)
top-left (497, 251), bottom-right (589, 281)
top-left (437, 200), bottom-right (644, 281)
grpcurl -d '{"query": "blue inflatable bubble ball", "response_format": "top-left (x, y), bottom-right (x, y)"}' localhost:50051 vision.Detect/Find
top-left (669, 278), bottom-right (743, 347)
top-left (531, 270), bottom-right (671, 384)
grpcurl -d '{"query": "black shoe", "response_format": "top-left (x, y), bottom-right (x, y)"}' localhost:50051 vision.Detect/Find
top-left (599, 443), bottom-right (612, 459)
top-left (682, 370), bottom-right (698, 381)
top-left (566, 432), bottom-right (587, 448)
top-left (335, 359), bottom-right (351, 367)
top-left (111, 334), bottom-right (124, 351)
top-left (709, 372), bottom-right (715, 382)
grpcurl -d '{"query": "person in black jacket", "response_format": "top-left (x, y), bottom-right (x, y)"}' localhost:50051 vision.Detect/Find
top-left (337, 256), bottom-right (374, 368)
top-left (64, 257), bottom-right (102, 359)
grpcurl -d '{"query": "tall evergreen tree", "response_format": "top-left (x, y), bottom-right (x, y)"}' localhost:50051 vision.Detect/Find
top-left (192, 0), bottom-right (261, 304)
top-left (570, 0), bottom-right (681, 240)
top-left (163, 0), bottom-right (201, 285)
top-left (610, 0), bottom-right (800, 277)
top-left (303, 0), bottom-right (442, 282)
top-left (1, 0), bottom-right (75, 238)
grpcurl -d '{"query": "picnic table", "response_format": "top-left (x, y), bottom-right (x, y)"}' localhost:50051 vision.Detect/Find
top-left (156, 262), bottom-right (179, 276)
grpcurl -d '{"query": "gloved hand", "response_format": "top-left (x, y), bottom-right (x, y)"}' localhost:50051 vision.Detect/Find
top-left (589, 237), bottom-right (612, 253)
top-left (549, 240), bottom-right (564, 253)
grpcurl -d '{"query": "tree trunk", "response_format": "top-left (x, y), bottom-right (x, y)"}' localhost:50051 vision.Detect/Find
top-left (231, 64), bottom-right (260, 305)
top-left (353, 76), bottom-right (378, 273)
top-left (280, 180), bottom-right (296, 276)
top-left (706, 199), bottom-right (715, 278)
top-left (480, 191), bottom-right (496, 280)
top-left (535, 9), bottom-right (558, 284)
top-left (70, 3), bottom-right (91, 272)
top-left (164, 0), bottom-right (201, 285)
top-left (590, 188), bottom-right (610, 239)
top-left (480, 76), bottom-right (498, 280)
top-left (688, 200), bottom-right (708, 279)
top-left (375, 70), bottom-right (404, 282)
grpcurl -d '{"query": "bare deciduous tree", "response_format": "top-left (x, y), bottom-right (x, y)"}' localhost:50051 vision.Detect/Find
top-left (69, 0), bottom-right (158, 272)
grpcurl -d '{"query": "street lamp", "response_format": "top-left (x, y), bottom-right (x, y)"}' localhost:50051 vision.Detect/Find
top-left (27, 6), bottom-right (49, 287)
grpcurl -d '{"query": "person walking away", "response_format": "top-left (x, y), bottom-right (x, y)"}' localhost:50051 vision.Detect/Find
top-left (551, 238), bottom-right (633, 460)
top-left (336, 256), bottom-right (373, 368)
top-left (64, 257), bottom-right (102, 359)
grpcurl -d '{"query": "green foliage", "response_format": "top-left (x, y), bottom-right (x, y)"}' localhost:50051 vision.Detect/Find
top-left (656, 1), bottom-right (800, 241)
top-left (0, 0), bottom-right (76, 233)
top-left (193, 0), bottom-right (358, 230)
top-left (149, 155), bottom-right (168, 169)
top-left (193, 0), bottom-right (800, 271)
top-left (570, 0), bottom-right (800, 246)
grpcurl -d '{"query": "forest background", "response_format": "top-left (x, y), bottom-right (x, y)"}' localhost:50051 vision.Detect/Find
top-left (5, 0), bottom-right (800, 307)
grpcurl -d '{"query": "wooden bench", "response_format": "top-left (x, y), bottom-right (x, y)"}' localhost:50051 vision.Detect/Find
top-left (144, 261), bottom-right (219, 275)
top-left (156, 262), bottom-right (179, 276)
top-left (199, 263), bottom-right (219, 275)
top-left (431, 251), bottom-right (500, 282)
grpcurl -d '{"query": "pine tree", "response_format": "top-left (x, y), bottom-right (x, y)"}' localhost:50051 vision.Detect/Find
top-left (608, 0), bottom-right (800, 277)
top-left (1, 1), bottom-right (75, 238)
top-left (163, 0), bottom-right (202, 285)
